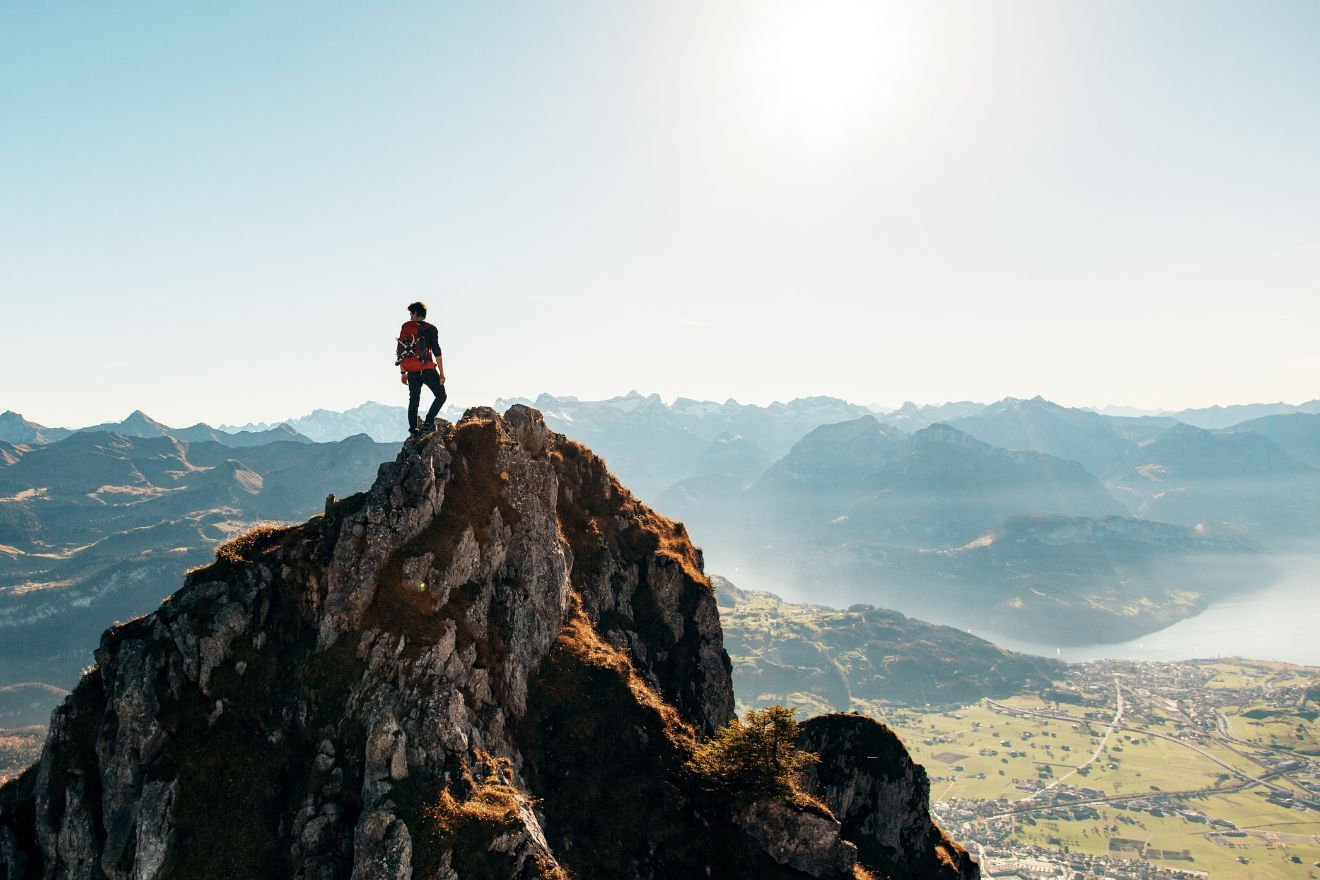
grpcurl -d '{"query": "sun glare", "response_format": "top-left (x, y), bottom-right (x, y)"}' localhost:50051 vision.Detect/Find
top-left (739, 1), bottom-right (923, 154)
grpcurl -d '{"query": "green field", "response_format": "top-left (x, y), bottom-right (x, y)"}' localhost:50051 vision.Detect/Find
top-left (851, 658), bottom-right (1320, 880)
top-left (874, 700), bottom-right (1256, 803)
top-left (1011, 805), bottom-right (1320, 880)
top-left (1224, 703), bottom-right (1320, 755)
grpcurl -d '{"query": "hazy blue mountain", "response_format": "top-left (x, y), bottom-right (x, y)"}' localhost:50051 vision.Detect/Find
top-left (502, 391), bottom-right (878, 499)
top-left (736, 418), bottom-right (1122, 549)
top-left (691, 433), bottom-right (772, 484)
top-left (875, 400), bottom-right (986, 431)
top-left (78, 409), bottom-right (174, 437)
top-left (1111, 423), bottom-right (1320, 544)
top-left (667, 394), bottom-right (877, 457)
top-left (945, 395), bottom-right (1136, 478)
top-left (746, 415), bottom-right (907, 525)
top-left (221, 400), bottom-right (464, 443)
top-left (656, 415), bottom-right (874, 552)
top-left (1098, 413), bottom-right (1182, 444)
top-left (845, 424), bottom-right (1125, 546)
top-left (654, 473), bottom-right (744, 534)
top-left (1227, 411), bottom-right (1320, 466)
top-left (74, 410), bottom-right (313, 446)
top-left (187, 422), bottom-right (312, 446)
top-left (0, 430), bottom-right (394, 690)
top-left (1118, 422), bottom-right (1309, 481)
top-left (0, 411), bottom-right (71, 446)
top-left (655, 415), bottom-right (1270, 644)
top-left (1094, 404), bottom-right (1168, 418)
top-left (1169, 399), bottom-right (1320, 429)
top-left (529, 390), bottom-right (874, 450)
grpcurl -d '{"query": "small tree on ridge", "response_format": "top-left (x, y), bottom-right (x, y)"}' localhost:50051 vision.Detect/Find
top-left (685, 705), bottom-right (818, 800)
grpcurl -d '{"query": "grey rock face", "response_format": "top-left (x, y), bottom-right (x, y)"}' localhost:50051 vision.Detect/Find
top-left (733, 799), bottom-right (857, 877)
top-left (0, 407), bottom-right (736, 879)
top-left (799, 713), bottom-right (979, 880)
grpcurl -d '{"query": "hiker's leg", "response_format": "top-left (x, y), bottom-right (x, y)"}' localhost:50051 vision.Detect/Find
top-left (422, 369), bottom-right (446, 422)
top-left (407, 372), bottom-right (424, 431)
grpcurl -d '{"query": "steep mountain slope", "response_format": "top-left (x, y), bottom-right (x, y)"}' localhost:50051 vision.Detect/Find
top-left (1111, 423), bottom-right (1320, 544)
top-left (0, 406), bottom-right (974, 880)
top-left (740, 419), bottom-right (1122, 548)
top-left (0, 442), bottom-right (24, 467)
top-left (0, 413), bottom-right (70, 447)
top-left (842, 424), bottom-right (1123, 547)
top-left (947, 396), bottom-right (1136, 478)
top-left (1227, 411), bottom-right (1320, 467)
top-left (691, 432), bottom-right (771, 484)
top-left (748, 415), bottom-right (908, 527)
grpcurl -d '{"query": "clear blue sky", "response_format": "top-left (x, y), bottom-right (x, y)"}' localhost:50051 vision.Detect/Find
top-left (3, 1), bottom-right (1318, 428)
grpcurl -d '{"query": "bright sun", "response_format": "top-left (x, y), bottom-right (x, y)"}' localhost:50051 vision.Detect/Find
top-left (734, 1), bottom-right (925, 156)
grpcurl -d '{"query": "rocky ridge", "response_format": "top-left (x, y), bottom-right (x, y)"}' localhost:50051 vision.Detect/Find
top-left (0, 405), bottom-right (973, 880)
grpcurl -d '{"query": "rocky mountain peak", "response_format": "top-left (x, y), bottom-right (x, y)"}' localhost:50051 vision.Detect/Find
top-left (0, 405), bottom-right (974, 880)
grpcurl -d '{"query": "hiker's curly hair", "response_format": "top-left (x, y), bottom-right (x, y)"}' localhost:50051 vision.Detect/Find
top-left (407, 301), bottom-right (428, 318)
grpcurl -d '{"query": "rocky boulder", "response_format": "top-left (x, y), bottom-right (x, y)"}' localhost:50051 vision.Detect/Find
top-left (799, 714), bottom-right (978, 880)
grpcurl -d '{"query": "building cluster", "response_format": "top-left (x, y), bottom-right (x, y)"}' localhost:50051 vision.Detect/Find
top-left (973, 840), bottom-right (1210, 880)
top-left (932, 657), bottom-right (1320, 879)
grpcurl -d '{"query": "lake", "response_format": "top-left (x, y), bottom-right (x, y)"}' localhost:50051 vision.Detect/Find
top-left (975, 556), bottom-right (1320, 666)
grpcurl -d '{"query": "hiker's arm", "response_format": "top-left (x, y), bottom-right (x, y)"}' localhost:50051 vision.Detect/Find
top-left (429, 326), bottom-right (445, 383)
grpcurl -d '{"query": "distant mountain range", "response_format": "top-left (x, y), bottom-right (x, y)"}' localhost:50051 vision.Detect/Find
top-left (1, 408), bottom-right (312, 447)
top-left (947, 396), bottom-right (1138, 478)
top-left (4, 390), bottom-right (1318, 685)
top-left (220, 400), bottom-right (457, 443)
top-left (1112, 422), bottom-right (1320, 543)
top-left (661, 413), bottom-right (1281, 644)
top-left (737, 417), bottom-right (1123, 547)
top-left (1096, 398), bottom-right (1320, 429)
top-left (506, 392), bottom-right (876, 499)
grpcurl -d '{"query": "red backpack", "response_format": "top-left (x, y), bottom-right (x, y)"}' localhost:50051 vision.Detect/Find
top-left (395, 320), bottom-right (435, 372)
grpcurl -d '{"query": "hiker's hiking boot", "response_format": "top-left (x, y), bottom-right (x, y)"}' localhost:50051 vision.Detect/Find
top-left (407, 421), bottom-right (436, 441)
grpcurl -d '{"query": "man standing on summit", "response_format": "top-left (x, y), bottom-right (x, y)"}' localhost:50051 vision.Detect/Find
top-left (397, 301), bottom-right (446, 437)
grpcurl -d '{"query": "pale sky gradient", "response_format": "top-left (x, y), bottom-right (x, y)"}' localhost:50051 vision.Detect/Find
top-left (2, 1), bottom-right (1318, 428)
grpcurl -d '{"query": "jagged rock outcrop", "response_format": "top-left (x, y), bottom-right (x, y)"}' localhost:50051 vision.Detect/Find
top-left (799, 714), bottom-right (977, 880)
top-left (0, 405), bottom-right (975, 880)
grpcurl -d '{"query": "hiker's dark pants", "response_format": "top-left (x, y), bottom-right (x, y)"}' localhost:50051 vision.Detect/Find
top-left (407, 369), bottom-right (446, 430)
